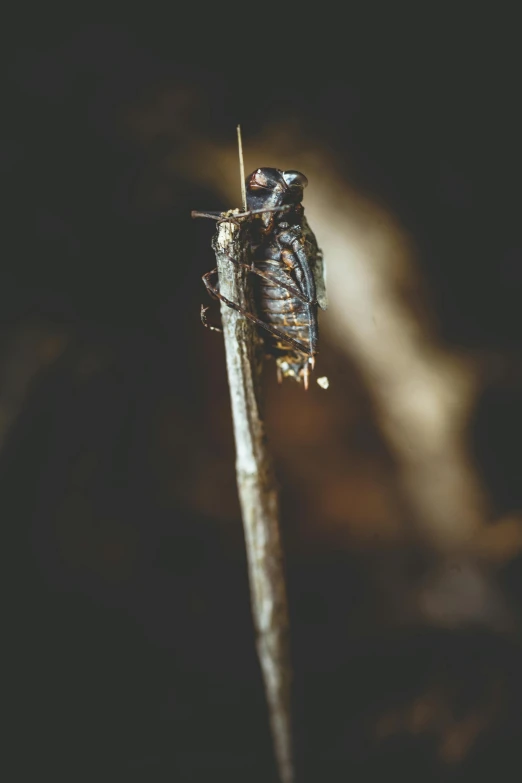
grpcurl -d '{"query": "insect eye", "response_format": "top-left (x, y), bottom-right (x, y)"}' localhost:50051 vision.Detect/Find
top-left (283, 170), bottom-right (308, 189)
top-left (247, 169), bottom-right (270, 190)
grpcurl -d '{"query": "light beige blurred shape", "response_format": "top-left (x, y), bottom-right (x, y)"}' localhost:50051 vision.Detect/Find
top-left (179, 126), bottom-right (486, 551)
top-left (125, 105), bottom-right (522, 629)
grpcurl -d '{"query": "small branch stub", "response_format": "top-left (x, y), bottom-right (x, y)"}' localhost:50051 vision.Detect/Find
top-left (211, 218), bottom-right (294, 783)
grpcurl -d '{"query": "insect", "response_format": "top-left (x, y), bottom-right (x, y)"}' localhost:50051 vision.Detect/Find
top-left (195, 167), bottom-right (327, 389)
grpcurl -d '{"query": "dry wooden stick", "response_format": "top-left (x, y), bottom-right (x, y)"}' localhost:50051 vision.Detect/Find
top-left (236, 124), bottom-right (247, 211)
top-left (211, 217), bottom-right (294, 783)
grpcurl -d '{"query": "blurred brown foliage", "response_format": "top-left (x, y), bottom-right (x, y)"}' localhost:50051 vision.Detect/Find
top-left (2, 19), bottom-right (522, 782)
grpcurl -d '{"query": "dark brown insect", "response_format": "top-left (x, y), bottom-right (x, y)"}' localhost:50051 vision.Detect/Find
top-left (194, 168), bottom-right (327, 388)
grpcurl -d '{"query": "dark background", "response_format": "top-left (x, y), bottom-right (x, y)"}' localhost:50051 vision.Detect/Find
top-left (2, 19), bottom-right (522, 781)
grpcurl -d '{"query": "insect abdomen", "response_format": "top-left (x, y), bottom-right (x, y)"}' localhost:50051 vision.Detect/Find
top-left (255, 261), bottom-right (316, 357)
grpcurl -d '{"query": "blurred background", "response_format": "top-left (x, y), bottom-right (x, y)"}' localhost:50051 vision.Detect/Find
top-left (2, 17), bottom-right (522, 781)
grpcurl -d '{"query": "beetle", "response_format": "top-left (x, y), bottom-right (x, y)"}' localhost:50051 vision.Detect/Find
top-left (196, 168), bottom-right (327, 388)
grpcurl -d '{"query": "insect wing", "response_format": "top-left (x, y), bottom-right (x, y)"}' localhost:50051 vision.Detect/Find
top-left (312, 248), bottom-right (328, 311)
top-left (301, 216), bottom-right (328, 311)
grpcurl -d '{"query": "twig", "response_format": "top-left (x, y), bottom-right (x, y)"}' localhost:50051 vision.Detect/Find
top-left (211, 217), bottom-right (294, 783)
top-left (237, 125), bottom-right (247, 212)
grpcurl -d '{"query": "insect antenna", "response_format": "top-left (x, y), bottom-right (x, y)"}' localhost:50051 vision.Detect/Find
top-left (191, 205), bottom-right (293, 221)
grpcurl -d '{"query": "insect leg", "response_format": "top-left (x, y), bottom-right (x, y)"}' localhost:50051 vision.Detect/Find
top-left (243, 264), bottom-right (316, 305)
top-left (200, 304), bottom-right (223, 333)
top-left (222, 255), bottom-right (316, 305)
top-left (192, 205), bottom-right (293, 221)
top-left (202, 270), bottom-right (315, 355)
top-left (202, 268), bottom-right (222, 301)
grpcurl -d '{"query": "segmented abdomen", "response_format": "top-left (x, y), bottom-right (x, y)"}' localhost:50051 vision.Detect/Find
top-left (255, 260), bottom-right (316, 356)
